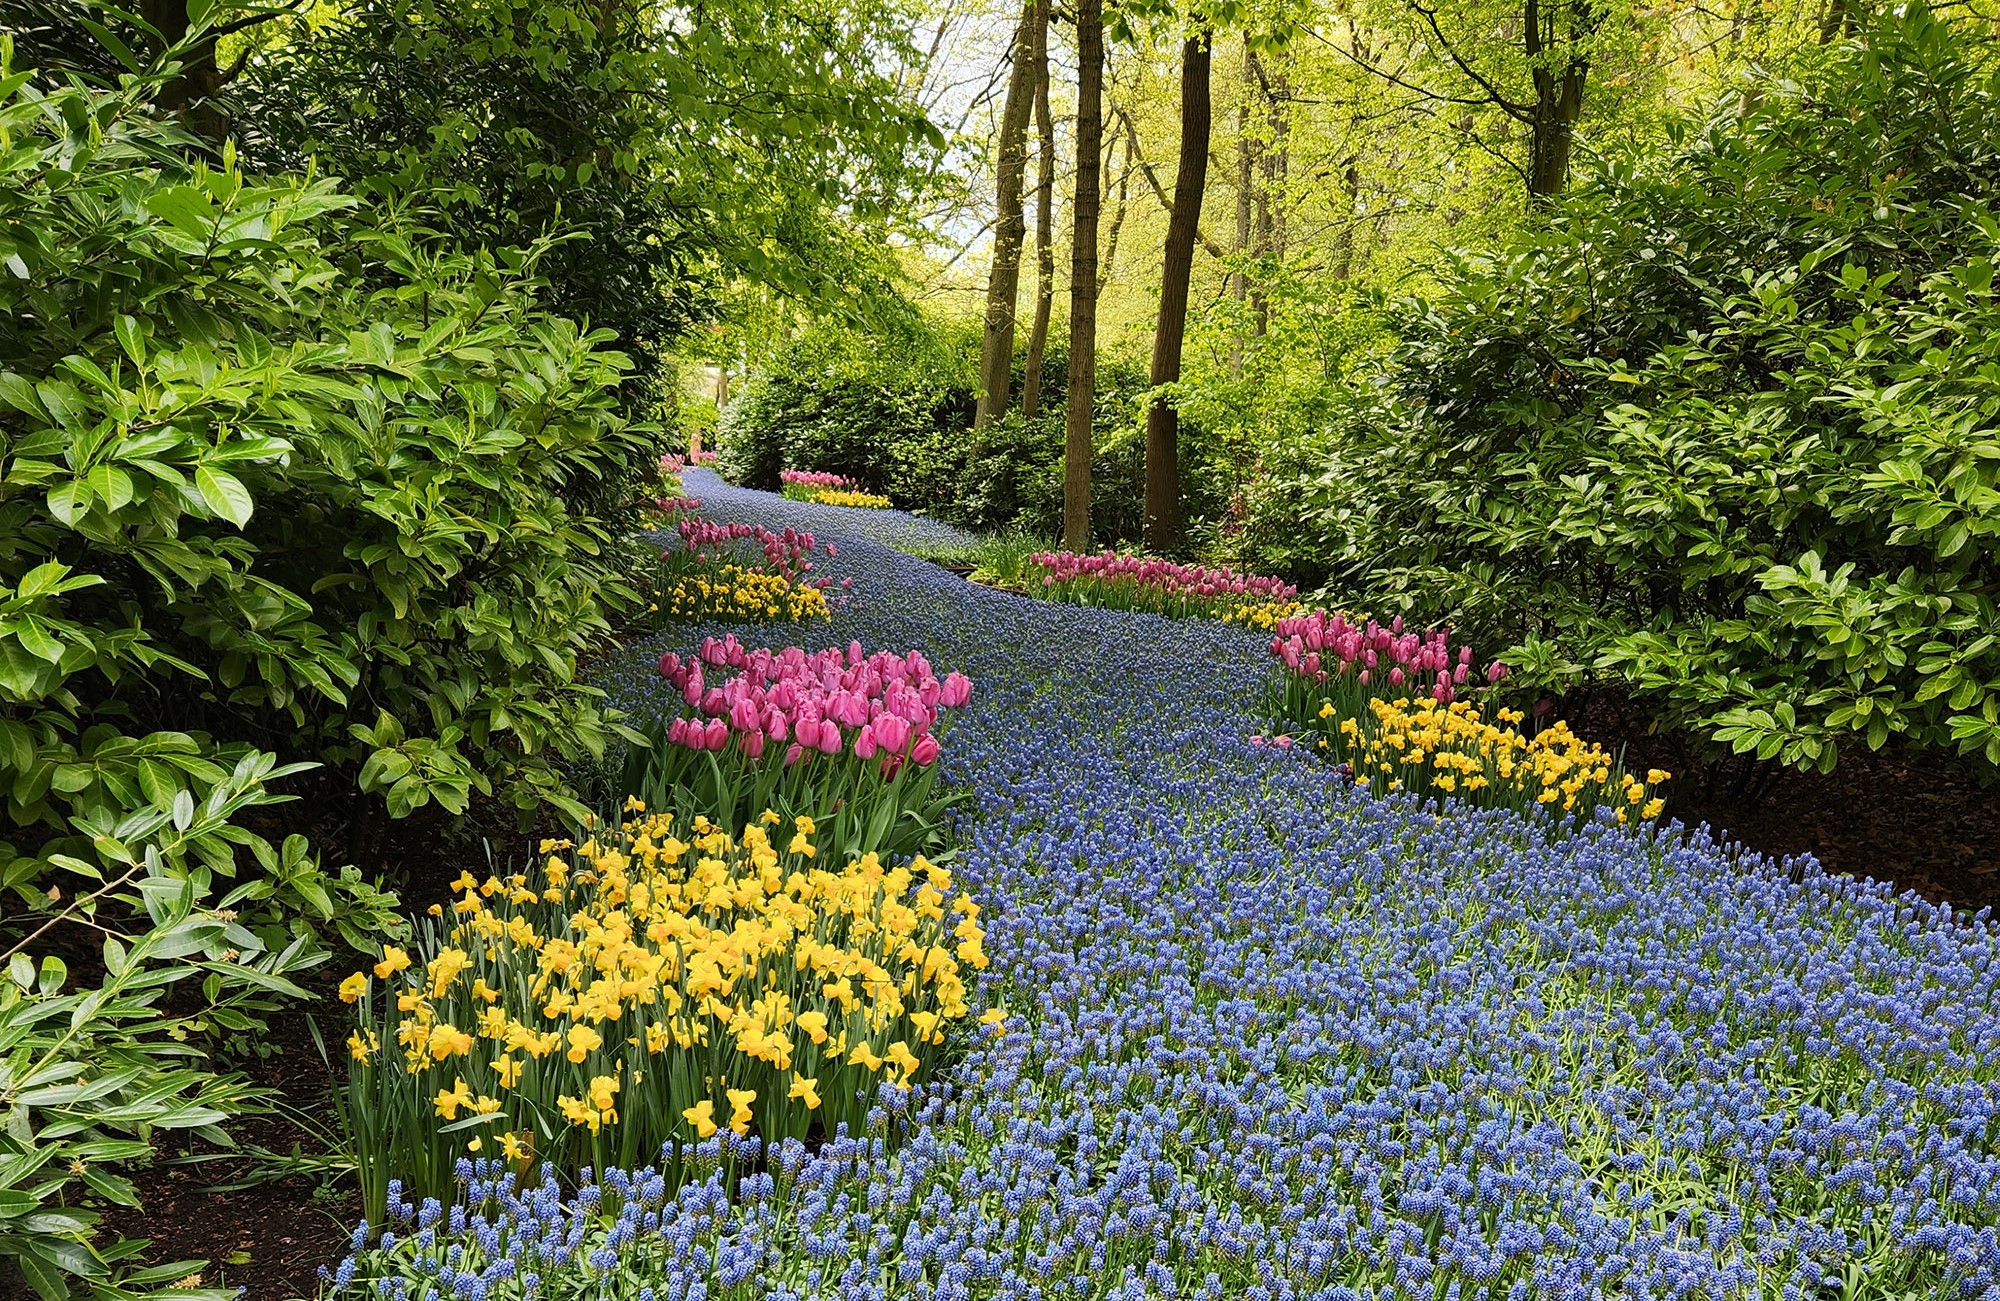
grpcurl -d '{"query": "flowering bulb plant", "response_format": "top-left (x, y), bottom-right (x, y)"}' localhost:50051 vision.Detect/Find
top-left (1269, 610), bottom-right (1506, 725)
top-left (1029, 550), bottom-right (1299, 620)
top-left (654, 565), bottom-right (831, 623)
top-left (779, 469), bottom-right (856, 490)
top-left (623, 636), bottom-right (972, 862)
top-left (780, 470), bottom-right (892, 509)
top-left (641, 518), bottom-right (843, 628)
top-left (337, 805), bottom-right (994, 1222)
top-left (1310, 696), bottom-right (1669, 819)
top-left (630, 455), bottom-right (701, 529)
top-left (803, 486), bottom-right (894, 509)
top-left (1219, 599), bottom-right (1312, 631)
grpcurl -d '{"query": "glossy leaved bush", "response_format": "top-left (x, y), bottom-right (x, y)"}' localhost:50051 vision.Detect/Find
top-left (0, 35), bottom-right (654, 1297)
top-left (1292, 9), bottom-right (2000, 778)
top-left (0, 37), bottom-right (653, 912)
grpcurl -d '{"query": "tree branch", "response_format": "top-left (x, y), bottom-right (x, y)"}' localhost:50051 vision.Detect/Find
top-left (1112, 103), bottom-right (1226, 259)
top-left (1406, 1), bottom-right (1536, 120)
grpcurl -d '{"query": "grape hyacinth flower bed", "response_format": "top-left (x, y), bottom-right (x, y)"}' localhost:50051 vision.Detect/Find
top-left (328, 470), bottom-right (2000, 1299)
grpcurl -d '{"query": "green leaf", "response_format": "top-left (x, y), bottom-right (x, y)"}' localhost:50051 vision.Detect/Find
top-left (194, 465), bottom-right (254, 528)
top-left (112, 315), bottom-right (146, 367)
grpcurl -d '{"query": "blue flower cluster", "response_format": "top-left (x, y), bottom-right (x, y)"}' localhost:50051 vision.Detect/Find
top-left (330, 472), bottom-right (2000, 1299)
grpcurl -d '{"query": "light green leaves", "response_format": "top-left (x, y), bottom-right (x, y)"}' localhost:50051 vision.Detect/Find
top-left (193, 463), bottom-right (253, 527)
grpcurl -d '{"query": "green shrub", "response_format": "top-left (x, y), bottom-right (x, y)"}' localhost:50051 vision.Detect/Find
top-left (717, 321), bottom-right (1212, 543)
top-left (0, 18), bottom-right (671, 1292)
top-left (0, 28), bottom-right (654, 904)
top-left (1295, 5), bottom-right (2000, 777)
top-left (716, 319), bottom-right (976, 496)
top-left (0, 754), bottom-right (331, 1301)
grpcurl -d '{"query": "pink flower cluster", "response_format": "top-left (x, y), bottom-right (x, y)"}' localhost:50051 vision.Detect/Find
top-left (780, 469), bottom-right (856, 489)
top-left (676, 519), bottom-right (834, 584)
top-left (656, 636), bottom-right (973, 773)
top-left (660, 453), bottom-right (687, 476)
top-left (691, 450), bottom-right (719, 467)
top-left (1270, 611), bottom-right (1506, 703)
top-left (1031, 551), bottom-right (1298, 603)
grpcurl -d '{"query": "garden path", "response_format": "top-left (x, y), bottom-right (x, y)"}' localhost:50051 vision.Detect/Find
top-left (583, 470), bottom-right (2000, 1296)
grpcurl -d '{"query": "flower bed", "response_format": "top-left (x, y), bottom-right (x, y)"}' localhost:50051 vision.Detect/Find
top-left (1029, 548), bottom-right (1299, 620)
top-left (338, 804), bottom-right (992, 1221)
top-left (639, 517), bottom-right (842, 626)
top-left (1268, 610), bottom-right (1669, 820)
top-left (625, 635), bottom-right (971, 861)
top-left (781, 469), bottom-right (893, 509)
top-left (327, 477), bottom-right (2000, 1299)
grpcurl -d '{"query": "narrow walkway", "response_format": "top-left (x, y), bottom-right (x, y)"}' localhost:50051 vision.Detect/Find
top-left (599, 471), bottom-right (2000, 1298)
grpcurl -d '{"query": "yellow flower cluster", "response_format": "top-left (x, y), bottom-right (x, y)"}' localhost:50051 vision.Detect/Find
top-left (660, 564), bottom-right (830, 622)
top-left (1318, 697), bottom-right (1669, 821)
top-left (1219, 601), bottom-right (1312, 631)
top-left (801, 487), bottom-right (893, 509)
top-left (341, 807), bottom-right (998, 1183)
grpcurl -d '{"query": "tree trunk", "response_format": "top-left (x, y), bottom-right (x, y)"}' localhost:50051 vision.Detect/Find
top-left (1230, 38), bottom-right (1254, 377)
top-left (1096, 128), bottom-right (1131, 296)
top-left (139, 0), bottom-right (231, 142)
top-left (1265, 53), bottom-right (1290, 259)
top-left (1064, 0), bottom-right (1105, 551)
top-left (1247, 49), bottom-right (1272, 337)
top-left (1524, 0), bottom-right (1590, 199)
top-left (1021, 0), bottom-right (1056, 421)
top-left (1143, 30), bottom-right (1213, 553)
top-left (975, 0), bottom-right (1041, 430)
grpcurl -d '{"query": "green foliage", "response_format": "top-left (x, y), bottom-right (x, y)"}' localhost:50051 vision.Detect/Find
top-left (1294, 6), bottom-right (2000, 776)
top-left (0, 15), bottom-right (683, 1290)
top-left (0, 755), bottom-right (328, 1301)
top-left (0, 29), bottom-right (655, 897)
top-left (716, 318), bottom-right (1210, 543)
top-left (716, 319), bottom-right (977, 496)
top-left (241, 0), bottom-right (946, 407)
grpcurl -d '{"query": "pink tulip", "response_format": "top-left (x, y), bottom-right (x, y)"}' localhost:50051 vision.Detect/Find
top-left (911, 734), bottom-right (940, 766)
top-left (939, 672), bottom-right (972, 708)
top-left (739, 729), bottom-right (766, 759)
top-left (873, 713), bottom-right (911, 754)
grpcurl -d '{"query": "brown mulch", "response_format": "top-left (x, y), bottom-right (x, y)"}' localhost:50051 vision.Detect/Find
top-left (1568, 688), bottom-right (2000, 914)
top-left (103, 980), bottom-right (357, 1301)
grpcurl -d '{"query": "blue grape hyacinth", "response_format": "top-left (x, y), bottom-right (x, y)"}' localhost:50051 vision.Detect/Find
top-left (326, 470), bottom-right (2000, 1299)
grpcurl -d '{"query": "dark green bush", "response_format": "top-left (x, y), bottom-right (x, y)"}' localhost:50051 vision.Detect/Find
top-left (716, 319), bottom-right (976, 495)
top-left (716, 320), bottom-right (1220, 543)
top-left (0, 19), bottom-right (670, 1293)
top-left (1296, 4), bottom-right (2000, 776)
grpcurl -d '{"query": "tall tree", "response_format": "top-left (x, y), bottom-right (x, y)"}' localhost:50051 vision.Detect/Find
top-left (1021, 0), bottom-right (1057, 420)
top-left (1346, 0), bottom-right (1602, 199)
top-left (1143, 28), bottom-right (1213, 551)
top-left (1229, 36), bottom-right (1256, 374)
top-left (1064, 0), bottom-right (1106, 549)
top-left (975, 0), bottom-right (1041, 429)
